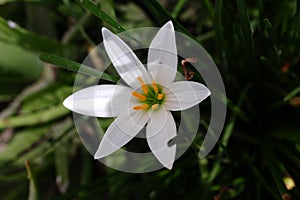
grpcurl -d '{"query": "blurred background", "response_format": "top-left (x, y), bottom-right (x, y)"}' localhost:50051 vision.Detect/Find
top-left (0, 0), bottom-right (299, 199)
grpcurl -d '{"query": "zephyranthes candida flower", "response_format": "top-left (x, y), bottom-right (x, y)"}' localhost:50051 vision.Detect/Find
top-left (63, 21), bottom-right (210, 169)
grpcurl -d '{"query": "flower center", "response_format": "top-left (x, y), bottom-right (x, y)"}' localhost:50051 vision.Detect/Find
top-left (131, 76), bottom-right (165, 111)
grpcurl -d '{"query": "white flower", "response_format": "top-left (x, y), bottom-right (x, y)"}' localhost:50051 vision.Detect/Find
top-left (63, 21), bottom-right (210, 169)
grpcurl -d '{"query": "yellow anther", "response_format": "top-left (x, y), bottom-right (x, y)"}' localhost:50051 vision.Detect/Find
top-left (137, 76), bottom-right (148, 94)
top-left (151, 104), bottom-right (159, 110)
top-left (152, 80), bottom-right (158, 94)
top-left (132, 91), bottom-right (147, 101)
top-left (157, 93), bottom-right (164, 100)
top-left (133, 104), bottom-right (149, 110)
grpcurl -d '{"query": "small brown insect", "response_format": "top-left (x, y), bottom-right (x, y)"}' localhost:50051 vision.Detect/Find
top-left (181, 57), bottom-right (197, 80)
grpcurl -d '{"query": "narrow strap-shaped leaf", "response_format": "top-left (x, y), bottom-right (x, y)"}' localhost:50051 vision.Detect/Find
top-left (204, 0), bottom-right (214, 19)
top-left (207, 84), bottom-right (251, 184)
top-left (39, 53), bottom-right (118, 82)
top-left (284, 87), bottom-right (300, 101)
top-left (250, 165), bottom-right (282, 200)
top-left (171, 0), bottom-right (188, 19)
top-left (272, 130), bottom-right (300, 143)
top-left (0, 105), bottom-right (69, 129)
top-left (236, 0), bottom-right (256, 59)
top-left (0, 17), bottom-right (69, 53)
top-left (214, 0), bottom-right (223, 49)
top-left (74, 0), bottom-right (125, 33)
top-left (138, 0), bottom-right (193, 38)
top-left (276, 146), bottom-right (300, 168)
top-left (0, 41), bottom-right (43, 81)
top-left (263, 147), bottom-right (291, 199)
top-left (54, 129), bottom-right (70, 193)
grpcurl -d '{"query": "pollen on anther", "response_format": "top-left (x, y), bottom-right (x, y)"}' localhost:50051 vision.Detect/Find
top-left (137, 76), bottom-right (148, 94)
top-left (132, 91), bottom-right (147, 101)
top-left (151, 104), bottom-right (159, 110)
top-left (157, 93), bottom-right (164, 100)
top-left (133, 104), bottom-right (149, 110)
top-left (152, 80), bottom-right (158, 93)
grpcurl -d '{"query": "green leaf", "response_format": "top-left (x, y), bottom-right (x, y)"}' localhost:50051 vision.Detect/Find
top-left (263, 18), bottom-right (273, 37)
top-left (204, 0), bottom-right (214, 19)
top-left (276, 146), bottom-right (300, 168)
top-left (207, 84), bottom-right (251, 183)
top-left (100, 0), bottom-right (116, 23)
top-left (39, 53), bottom-right (118, 82)
top-left (283, 87), bottom-right (300, 101)
top-left (0, 0), bottom-right (41, 5)
top-left (263, 147), bottom-right (290, 199)
top-left (0, 105), bottom-right (69, 129)
top-left (137, 0), bottom-right (193, 38)
top-left (0, 127), bottom-right (47, 162)
top-left (250, 165), bottom-right (281, 200)
top-left (236, 0), bottom-right (255, 58)
top-left (213, 0), bottom-right (225, 64)
top-left (74, 0), bottom-right (125, 32)
top-left (214, 0), bottom-right (223, 40)
top-left (54, 133), bottom-right (70, 193)
top-left (171, 0), bottom-right (188, 19)
top-left (0, 16), bottom-right (69, 54)
top-left (0, 41), bottom-right (43, 82)
top-left (272, 130), bottom-right (300, 143)
top-left (20, 84), bottom-right (72, 114)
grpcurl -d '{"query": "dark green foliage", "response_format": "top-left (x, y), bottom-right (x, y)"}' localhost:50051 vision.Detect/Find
top-left (0, 0), bottom-right (299, 199)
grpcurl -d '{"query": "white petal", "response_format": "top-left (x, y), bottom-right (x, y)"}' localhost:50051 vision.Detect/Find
top-left (63, 85), bottom-right (131, 117)
top-left (163, 81), bottom-right (210, 111)
top-left (146, 109), bottom-right (176, 169)
top-left (147, 108), bottom-right (167, 137)
top-left (147, 21), bottom-right (177, 85)
top-left (95, 110), bottom-right (149, 159)
top-left (102, 28), bottom-right (151, 88)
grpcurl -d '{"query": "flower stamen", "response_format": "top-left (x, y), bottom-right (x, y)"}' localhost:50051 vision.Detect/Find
top-left (137, 76), bottom-right (148, 94)
top-left (131, 91), bottom-right (147, 101)
top-left (151, 104), bottom-right (159, 110)
top-left (132, 78), bottom-right (165, 111)
top-left (152, 80), bottom-right (158, 94)
top-left (133, 104), bottom-right (149, 110)
top-left (157, 93), bottom-right (164, 100)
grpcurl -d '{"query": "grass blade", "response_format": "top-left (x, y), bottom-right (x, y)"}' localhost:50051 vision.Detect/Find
top-left (137, 0), bottom-right (193, 38)
top-left (272, 131), bottom-right (300, 143)
top-left (74, 0), bottom-right (125, 32)
top-left (264, 147), bottom-right (291, 199)
top-left (283, 87), bottom-right (300, 101)
top-left (207, 84), bottom-right (251, 183)
top-left (236, 0), bottom-right (255, 58)
top-left (250, 165), bottom-right (281, 200)
top-left (204, 0), bottom-right (214, 19)
top-left (171, 0), bottom-right (188, 19)
top-left (0, 41), bottom-right (43, 82)
top-left (0, 17), bottom-right (69, 53)
top-left (55, 136), bottom-right (70, 193)
top-left (39, 53), bottom-right (118, 82)
top-left (0, 105), bottom-right (69, 129)
top-left (214, 0), bottom-right (223, 49)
